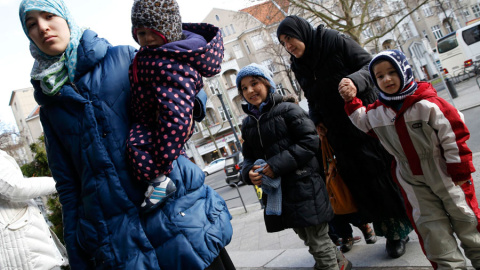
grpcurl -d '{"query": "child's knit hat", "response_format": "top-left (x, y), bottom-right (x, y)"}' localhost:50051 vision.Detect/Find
top-left (236, 63), bottom-right (276, 93)
top-left (368, 49), bottom-right (417, 103)
top-left (131, 0), bottom-right (183, 44)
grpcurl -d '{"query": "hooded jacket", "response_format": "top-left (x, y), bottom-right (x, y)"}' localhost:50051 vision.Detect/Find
top-left (32, 29), bottom-right (232, 270)
top-left (129, 23), bottom-right (223, 176)
top-left (345, 82), bottom-right (475, 183)
top-left (241, 93), bottom-right (333, 232)
top-left (277, 16), bottom-right (407, 219)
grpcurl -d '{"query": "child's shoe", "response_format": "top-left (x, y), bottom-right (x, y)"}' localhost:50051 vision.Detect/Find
top-left (359, 223), bottom-right (377, 244)
top-left (140, 175), bottom-right (176, 213)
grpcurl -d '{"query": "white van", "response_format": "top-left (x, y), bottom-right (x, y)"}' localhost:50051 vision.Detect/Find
top-left (436, 20), bottom-right (480, 76)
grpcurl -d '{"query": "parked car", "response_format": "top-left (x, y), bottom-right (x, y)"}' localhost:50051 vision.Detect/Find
top-left (203, 158), bottom-right (226, 176)
top-left (224, 152), bottom-right (244, 186)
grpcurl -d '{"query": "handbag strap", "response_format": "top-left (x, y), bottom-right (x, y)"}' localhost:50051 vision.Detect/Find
top-left (320, 136), bottom-right (335, 171)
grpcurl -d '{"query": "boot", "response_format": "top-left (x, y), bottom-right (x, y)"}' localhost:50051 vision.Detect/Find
top-left (386, 236), bottom-right (409, 258)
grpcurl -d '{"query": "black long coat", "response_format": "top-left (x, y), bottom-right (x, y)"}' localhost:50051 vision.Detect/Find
top-left (241, 94), bottom-right (334, 232)
top-left (290, 22), bottom-right (407, 220)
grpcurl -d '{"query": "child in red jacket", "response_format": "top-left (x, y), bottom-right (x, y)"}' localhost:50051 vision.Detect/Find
top-left (340, 49), bottom-right (480, 269)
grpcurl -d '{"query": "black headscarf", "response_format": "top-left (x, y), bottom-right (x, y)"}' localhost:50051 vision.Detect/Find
top-left (276, 15), bottom-right (324, 71)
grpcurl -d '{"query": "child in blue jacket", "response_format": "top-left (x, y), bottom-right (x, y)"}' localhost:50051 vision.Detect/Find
top-left (128, 0), bottom-right (224, 212)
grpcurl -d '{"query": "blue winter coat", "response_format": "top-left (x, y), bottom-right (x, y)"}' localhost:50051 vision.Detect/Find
top-left (32, 29), bottom-right (232, 270)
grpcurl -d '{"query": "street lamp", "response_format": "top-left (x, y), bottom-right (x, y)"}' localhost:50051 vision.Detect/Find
top-left (216, 90), bottom-right (242, 152)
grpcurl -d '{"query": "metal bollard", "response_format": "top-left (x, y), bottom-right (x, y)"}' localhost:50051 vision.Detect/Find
top-left (445, 78), bottom-right (458, 98)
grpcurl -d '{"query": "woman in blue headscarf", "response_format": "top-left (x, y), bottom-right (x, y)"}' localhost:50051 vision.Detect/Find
top-left (19, 0), bottom-right (233, 269)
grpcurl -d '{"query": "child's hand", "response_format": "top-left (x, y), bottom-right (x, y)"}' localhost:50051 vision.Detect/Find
top-left (249, 165), bottom-right (263, 186)
top-left (338, 78), bottom-right (357, 102)
top-left (262, 164), bottom-right (275, 179)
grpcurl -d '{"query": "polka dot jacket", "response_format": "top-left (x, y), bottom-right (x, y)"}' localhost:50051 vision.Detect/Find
top-left (127, 23), bottom-right (224, 181)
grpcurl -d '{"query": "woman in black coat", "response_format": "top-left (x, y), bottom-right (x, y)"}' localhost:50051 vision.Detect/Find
top-left (238, 63), bottom-right (351, 270)
top-left (277, 15), bottom-right (413, 258)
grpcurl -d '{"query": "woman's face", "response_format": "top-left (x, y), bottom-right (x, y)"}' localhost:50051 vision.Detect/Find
top-left (240, 76), bottom-right (269, 108)
top-left (25, 10), bottom-right (70, 56)
top-left (278, 34), bottom-right (305, 58)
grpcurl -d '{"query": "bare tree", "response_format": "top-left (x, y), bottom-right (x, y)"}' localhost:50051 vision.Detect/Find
top-left (0, 121), bottom-right (26, 164)
top-left (274, 0), bottom-right (431, 47)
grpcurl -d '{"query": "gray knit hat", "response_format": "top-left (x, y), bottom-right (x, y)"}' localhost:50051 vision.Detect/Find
top-left (131, 0), bottom-right (183, 44)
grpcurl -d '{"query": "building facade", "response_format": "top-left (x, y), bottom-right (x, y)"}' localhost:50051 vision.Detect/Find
top-left (8, 87), bottom-right (42, 164)
top-left (185, 1), bottom-right (298, 167)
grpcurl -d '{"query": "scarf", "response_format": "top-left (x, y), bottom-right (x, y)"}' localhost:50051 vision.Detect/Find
top-left (368, 50), bottom-right (418, 107)
top-left (276, 16), bottom-right (323, 71)
top-left (19, 0), bottom-right (84, 96)
top-left (254, 159), bottom-right (282, 216)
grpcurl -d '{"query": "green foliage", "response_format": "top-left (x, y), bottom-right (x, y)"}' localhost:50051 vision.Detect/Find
top-left (20, 135), bottom-right (51, 177)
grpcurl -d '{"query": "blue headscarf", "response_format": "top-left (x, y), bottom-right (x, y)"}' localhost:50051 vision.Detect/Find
top-left (19, 0), bottom-right (84, 96)
top-left (368, 50), bottom-right (417, 105)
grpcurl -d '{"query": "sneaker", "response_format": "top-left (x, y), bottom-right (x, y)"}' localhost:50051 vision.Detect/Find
top-left (140, 175), bottom-right (176, 213)
top-left (359, 223), bottom-right (377, 244)
top-left (337, 254), bottom-right (352, 270)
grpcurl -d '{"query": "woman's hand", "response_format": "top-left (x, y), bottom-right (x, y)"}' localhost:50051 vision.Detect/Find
top-left (249, 165), bottom-right (263, 186)
top-left (338, 78), bottom-right (357, 102)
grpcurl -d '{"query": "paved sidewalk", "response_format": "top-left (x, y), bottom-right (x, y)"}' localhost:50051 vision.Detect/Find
top-left (227, 76), bottom-right (480, 269)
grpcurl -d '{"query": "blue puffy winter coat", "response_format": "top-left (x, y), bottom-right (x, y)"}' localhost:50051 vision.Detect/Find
top-left (32, 29), bottom-right (232, 270)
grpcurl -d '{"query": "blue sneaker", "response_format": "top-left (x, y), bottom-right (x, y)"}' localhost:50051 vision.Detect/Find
top-left (141, 175), bottom-right (176, 213)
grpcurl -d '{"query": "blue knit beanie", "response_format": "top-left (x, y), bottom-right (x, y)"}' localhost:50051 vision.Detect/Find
top-left (236, 63), bottom-right (276, 93)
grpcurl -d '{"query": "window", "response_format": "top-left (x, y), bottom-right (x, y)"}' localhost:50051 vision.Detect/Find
top-left (374, 22), bottom-right (383, 33)
top-left (271, 32), bottom-right (280, 44)
top-left (422, 4), bottom-right (433, 17)
top-left (402, 24), bottom-right (413, 40)
top-left (233, 44), bottom-right (244, 59)
top-left (276, 83), bottom-right (287, 96)
top-left (220, 28), bottom-right (225, 37)
top-left (218, 106), bottom-right (233, 122)
top-left (261, 60), bottom-right (276, 73)
top-left (462, 24), bottom-right (480, 45)
top-left (352, 2), bottom-right (362, 15)
top-left (431, 25), bottom-right (444, 39)
top-left (472, 4), bottom-right (480, 18)
top-left (230, 24), bottom-right (236, 34)
top-left (225, 26), bottom-right (231, 36)
top-left (251, 34), bottom-right (265, 50)
top-left (243, 40), bottom-right (251, 54)
top-left (463, 9), bottom-right (471, 17)
top-left (362, 27), bottom-right (374, 39)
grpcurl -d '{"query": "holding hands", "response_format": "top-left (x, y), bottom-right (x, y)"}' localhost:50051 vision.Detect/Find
top-left (338, 78), bottom-right (357, 102)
